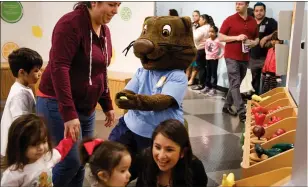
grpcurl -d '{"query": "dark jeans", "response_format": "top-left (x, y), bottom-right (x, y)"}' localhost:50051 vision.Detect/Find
top-left (249, 58), bottom-right (265, 95)
top-left (196, 49), bottom-right (207, 87)
top-left (262, 72), bottom-right (282, 93)
top-left (224, 58), bottom-right (248, 115)
top-left (205, 59), bottom-right (219, 89)
top-left (36, 97), bottom-right (95, 187)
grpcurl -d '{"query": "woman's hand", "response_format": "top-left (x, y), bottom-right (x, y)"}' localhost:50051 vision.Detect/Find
top-left (64, 118), bottom-right (80, 141)
top-left (104, 110), bottom-right (115, 127)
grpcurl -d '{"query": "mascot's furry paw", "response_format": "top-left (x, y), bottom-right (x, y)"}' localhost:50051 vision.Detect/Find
top-left (115, 92), bottom-right (138, 109)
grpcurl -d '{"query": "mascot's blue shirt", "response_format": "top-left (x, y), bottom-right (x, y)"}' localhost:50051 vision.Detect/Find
top-left (124, 68), bottom-right (187, 138)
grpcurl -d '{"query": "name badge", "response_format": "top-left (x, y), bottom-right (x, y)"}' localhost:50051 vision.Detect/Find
top-left (156, 76), bottom-right (167, 88)
top-left (259, 25), bottom-right (266, 33)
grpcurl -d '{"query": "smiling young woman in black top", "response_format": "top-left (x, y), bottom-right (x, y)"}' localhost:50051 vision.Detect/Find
top-left (132, 119), bottom-right (208, 187)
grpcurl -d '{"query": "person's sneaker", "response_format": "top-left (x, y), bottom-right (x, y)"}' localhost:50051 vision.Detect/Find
top-left (206, 89), bottom-right (216, 96)
top-left (200, 86), bottom-right (210, 94)
top-left (222, 107), bottom-right (237, 116)
top-left (191, 85), bottom-right (203, 90)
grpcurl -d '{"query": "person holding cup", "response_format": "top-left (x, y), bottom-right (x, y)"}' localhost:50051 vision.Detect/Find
top-left (218, 1), bottom-right (259, 123)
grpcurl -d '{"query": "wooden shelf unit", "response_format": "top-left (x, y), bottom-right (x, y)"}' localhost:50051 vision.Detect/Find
top-left (241, 87), bottom-right (298, 179)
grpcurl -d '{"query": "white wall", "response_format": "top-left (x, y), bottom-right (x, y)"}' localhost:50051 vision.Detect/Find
top-left (1, 2), bottom-right (75, 62)
top-left (1, 2), bottom-right (155, 74)
top-left (108, 2), bottom-right (155, 73)
top-left (156, 1), bottom-right (295, 88)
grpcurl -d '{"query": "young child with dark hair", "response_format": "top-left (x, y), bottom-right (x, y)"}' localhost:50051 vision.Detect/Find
top-left (187, 10), bottom-right (201, 86)
top-left (262, 31), bottom-right (283, 93)
top-left (80, 138), bottom-right (132, 187)
top-left (204, 25), bottom-right (224, 96)
top-left (1, 48), bottom-right (43, 157)
top-left (169, 9), bottom-right (179, 16)
top-left (1, 114), bottom-right (74, 186)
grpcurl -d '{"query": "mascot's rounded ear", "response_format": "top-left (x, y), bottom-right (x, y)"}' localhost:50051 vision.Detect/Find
top-left (143, 16), bottom-right (152, 23)
top-left (180, 16), bottom-right (193, 32)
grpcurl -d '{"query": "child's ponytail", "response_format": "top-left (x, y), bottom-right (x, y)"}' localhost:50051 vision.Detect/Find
top-left (79, 137), bottom-right (103, 165)
top-left (201, 14), bottom-right (215, 27)
top-left (208, 15), bottom-right (215, 27)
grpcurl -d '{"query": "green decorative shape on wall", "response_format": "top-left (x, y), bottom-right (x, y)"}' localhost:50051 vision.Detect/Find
top-left (1, 2), bottom-right (23, 23)
top-left (120, 7), bottom-right (132, 21)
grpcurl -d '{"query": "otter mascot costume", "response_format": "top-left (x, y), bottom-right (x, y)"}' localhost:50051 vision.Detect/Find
top-left (109, 16), bottom-right (197, 155)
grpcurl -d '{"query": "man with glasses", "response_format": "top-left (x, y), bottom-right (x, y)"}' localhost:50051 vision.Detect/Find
top-left (250, 2), bottom-right (277, 94)
top-left (219, 1), bottom-right (259, 123)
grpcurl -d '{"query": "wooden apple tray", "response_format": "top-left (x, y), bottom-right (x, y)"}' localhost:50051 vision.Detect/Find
top-left (259, 87), bottom-right (286, 98)
top-left (250, 98), bottom-right (298, 123)
top-left (241, 129), bottom-right (296, 178)
top-left (250, 107), bottom-right (298, 131)
top-left (250, 117), bottom-right (297, 148)
top-left (232, 167), bottom-right (291, 187)
top-left (255, 87), bottom-right (291, 107)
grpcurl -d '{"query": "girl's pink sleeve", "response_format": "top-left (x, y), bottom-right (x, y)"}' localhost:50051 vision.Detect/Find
top-left (55, 137), bottom-right (74, 161)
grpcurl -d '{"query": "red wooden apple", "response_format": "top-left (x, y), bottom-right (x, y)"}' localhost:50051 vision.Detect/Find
top-left (253, 125), bottom-right (265, 140)
top-left (271, 134), bottom-right (278, 139)
top-left (275, 128), bottom-right (286, 136)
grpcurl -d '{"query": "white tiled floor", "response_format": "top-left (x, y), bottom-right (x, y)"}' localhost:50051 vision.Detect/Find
top-left (184, 115), bottom-right (230, 137)
top-left (183, 98), bottom-right (226, 115)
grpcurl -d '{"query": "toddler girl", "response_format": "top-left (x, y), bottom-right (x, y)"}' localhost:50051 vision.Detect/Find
top-left (1, 114), bottom-right (74, 187)
top-left (80, 138), bottom-right (132, 187)
top-left (262, 31), bottom-right (283, 93)
top-left (204, 25), bottom-right (224, 96)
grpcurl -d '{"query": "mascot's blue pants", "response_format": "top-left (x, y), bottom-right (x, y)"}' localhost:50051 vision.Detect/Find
top-left (109, 117), bottom-right (151, 181)
top-left (109, 117), bottom-right (151, 154)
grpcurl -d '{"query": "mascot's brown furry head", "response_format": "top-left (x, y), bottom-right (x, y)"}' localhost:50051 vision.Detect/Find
top-left (123, 16), bottom-right (197, 70)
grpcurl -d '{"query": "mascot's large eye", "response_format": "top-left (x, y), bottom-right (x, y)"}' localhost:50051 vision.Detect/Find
top-left (143, 25), bottom-right (147, 35)
top-left (162, 25), bottom-right (171, 37)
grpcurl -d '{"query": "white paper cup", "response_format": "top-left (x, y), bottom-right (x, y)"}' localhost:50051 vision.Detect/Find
top-left (242, 42), bottom-right (250, 53)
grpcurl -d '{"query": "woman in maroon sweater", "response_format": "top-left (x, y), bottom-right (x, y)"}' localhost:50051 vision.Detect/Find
top-left (36, 2), bottom-right (120, 187)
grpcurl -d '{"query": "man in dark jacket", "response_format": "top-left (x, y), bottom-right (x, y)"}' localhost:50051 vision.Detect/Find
top-left (249, 2), bottom-right (278, 94)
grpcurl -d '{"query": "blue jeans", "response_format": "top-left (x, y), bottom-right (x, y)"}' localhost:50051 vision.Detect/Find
top-left (36, 97), bottom-right (95, 187)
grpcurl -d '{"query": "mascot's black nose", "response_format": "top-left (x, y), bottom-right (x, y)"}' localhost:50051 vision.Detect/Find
top-left (133, 39), bottom-right (154, 55)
